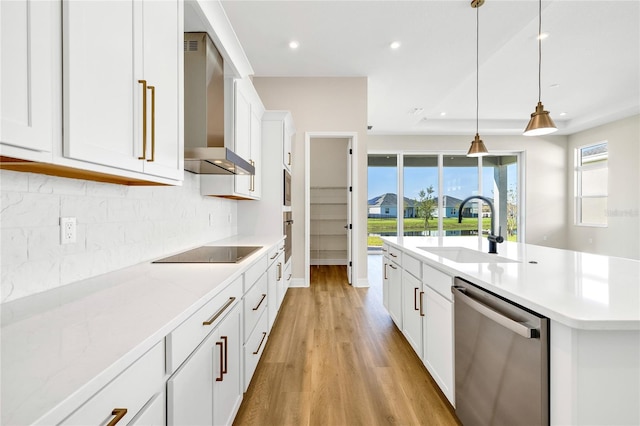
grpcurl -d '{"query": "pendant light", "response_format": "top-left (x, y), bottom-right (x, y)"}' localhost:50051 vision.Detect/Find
top-left (523, 0), bottom-right (557, 136)
top-left (467, 0), bottom-right (489, 157)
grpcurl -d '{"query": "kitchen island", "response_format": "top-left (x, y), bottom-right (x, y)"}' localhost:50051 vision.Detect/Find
top-left (382, 236), bottom-right (640, 425)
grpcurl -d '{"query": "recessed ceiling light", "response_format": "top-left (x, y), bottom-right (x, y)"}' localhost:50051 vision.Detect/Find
top-left (289, 40), bottom-right (299, 49)
top-left (390, 41), bottom-right (401, 50)
top-left (538, 32), bottom-right (549, 40)
top-left (440, 112), bottom-right (447, 116)
top-left (559, 112), bottom-right (568, 116)
top-left (549, 83), bottom-right (560, 88)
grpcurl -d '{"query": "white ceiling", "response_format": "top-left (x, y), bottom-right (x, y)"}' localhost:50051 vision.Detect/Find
top-left (220, 0), bottom-right (639, 136)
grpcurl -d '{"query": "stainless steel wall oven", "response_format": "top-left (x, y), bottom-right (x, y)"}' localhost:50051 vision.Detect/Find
top-left (283, 212), bottom-right (293, 262)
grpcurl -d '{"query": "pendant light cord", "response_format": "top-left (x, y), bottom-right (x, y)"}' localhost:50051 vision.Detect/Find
top-left (537, 0), bottom-right (542, 103)
top-left (476, 4), bottom-right (479, 134)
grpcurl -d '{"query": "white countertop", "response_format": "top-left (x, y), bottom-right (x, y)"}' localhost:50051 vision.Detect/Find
top-left (383, 237), bottom-right (640, 331)
top-left (0, 235), bottom-right (282, 426)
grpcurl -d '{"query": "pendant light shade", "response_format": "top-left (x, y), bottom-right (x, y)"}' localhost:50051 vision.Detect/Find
top-left (523, 101), bottom-right (557, 136)
top-left (467, 0), bottom-right (489, 157)
top-left (467, 133), bottom-right (488, 157)
top-left (523, 0), bottom-right (557, 136)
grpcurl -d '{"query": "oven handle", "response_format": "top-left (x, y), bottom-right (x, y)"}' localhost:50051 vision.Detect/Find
top-left (452, 286), bottom-right (537, 339)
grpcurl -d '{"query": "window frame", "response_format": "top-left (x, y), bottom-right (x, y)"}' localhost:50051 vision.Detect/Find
top-left (574, 141), bottom-right (608, 227)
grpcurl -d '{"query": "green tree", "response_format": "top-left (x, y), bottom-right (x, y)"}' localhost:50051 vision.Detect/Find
top-left (417, 185), bottom-right (437, 230)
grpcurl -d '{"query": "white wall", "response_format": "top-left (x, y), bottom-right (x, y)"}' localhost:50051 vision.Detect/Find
top-left (310, 138), bottom-right (349, 187)
top-left (0, 170), bottom-right (237, 302)
top-left (566, 115), bottom-right (640, 259)
top-left (367, 134), bottom-right (569, 248)
top-left (253, 77), bottom-right (368, 284)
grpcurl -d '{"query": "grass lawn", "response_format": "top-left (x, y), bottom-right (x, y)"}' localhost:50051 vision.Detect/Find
top-left (367, 217), bottom-right (501, 247)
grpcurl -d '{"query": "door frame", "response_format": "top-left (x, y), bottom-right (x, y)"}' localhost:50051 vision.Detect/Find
top-left (304, 131), bottom-right (359, 286)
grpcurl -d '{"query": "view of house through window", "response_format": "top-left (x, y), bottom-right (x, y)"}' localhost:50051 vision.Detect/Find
top-left (368, 153), bottom-right (519, 249)
top-left (575, 141), bottom-right (608, 226)
top-left (367, 154), bottom-right (398, 247)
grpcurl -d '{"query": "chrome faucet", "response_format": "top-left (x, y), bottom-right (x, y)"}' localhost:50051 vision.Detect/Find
top-left (458, 195), bottom-right (504, 254)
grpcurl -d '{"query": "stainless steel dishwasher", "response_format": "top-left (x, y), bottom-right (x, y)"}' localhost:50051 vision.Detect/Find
top-left (452, 277), bottom-right (549, 426)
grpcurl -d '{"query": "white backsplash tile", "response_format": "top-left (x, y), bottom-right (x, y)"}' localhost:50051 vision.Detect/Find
top-left (0, 170), bottom-right (238, 302)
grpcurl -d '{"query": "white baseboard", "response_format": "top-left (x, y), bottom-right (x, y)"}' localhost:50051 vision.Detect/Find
top-left (290, 278), bottom-right (308, 288)
top-left (310, 259), bottom-right (348, 266)
top-left (354, 277), bottom-right (370, 288)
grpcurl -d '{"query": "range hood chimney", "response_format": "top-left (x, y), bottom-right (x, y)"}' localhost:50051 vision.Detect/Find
top-left (183, 32), bottom-right (254, 175)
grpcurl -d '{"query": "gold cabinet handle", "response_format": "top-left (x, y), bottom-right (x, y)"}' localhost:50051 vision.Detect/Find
top-left (277, 262), bottom-right (282, 281)
top-left (203, 297), bottom-right (236, 326)
top-left (389, 264), bottom-right (397, 270)
top-left (147, 85), bottom-right (155, 162)
top-left (270, 253), bottom-right (278, 260)
top-left (414, 287), bottom-right (420, 311)
top-left (382, 248), bottom-right (388, 252)
top-left (253, 332), bottom-right (267, 354)
top-left (253, 293), bottom-right (266, 311)
top-left (288, 152), bottom-right (291, 166)
top-left (107, 408), bottom-right (128, 426)
top-left (221, 335), bottom-right (228, 374)
top-left (384, 263), bottom-right (388, 279)
top-left (215, 341), bottom-right (224, 382)
top-left (419, 291), bottom-right (425, 317)
top-left (137, 80), bottom-right (147, 159)
top-left (287, 274), bottom-right (292, 280)
top-left (249, 160), bottom-right (255, 191)
top-left (390, 252), bottom-right (397, 258)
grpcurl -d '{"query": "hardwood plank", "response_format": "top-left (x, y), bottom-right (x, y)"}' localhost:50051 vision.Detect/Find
top-left (234, 258), bottom-right (460, 426)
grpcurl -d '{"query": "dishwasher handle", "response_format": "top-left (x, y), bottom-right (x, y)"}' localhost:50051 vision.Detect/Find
top-left (452, 286), bottom-right (538, 339)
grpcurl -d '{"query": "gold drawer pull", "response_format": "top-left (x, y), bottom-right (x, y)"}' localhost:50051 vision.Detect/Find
top-left (138, 80), bottom-right (147, 160)
top-left (203, 297), bottom-right (236, 326)
top-left (384, 263), bottom-right (388, 279)
top-left (390, 252), bottom-right (397, 258)
top-left (253, 293), bottom-right (266, 311)
top-left (389, 264), bottom-right (397, 270)
top-left (221, 336), bottom-right (228, 374)
top-left (147, 85), bottom-right (155, 162)
top-left (253, 332), bottom-right (267, 354)
top-left (270, 253), bottom-right (278, 260)
top-left (287, 274), bottom-right (292, 280)
top-left (249, 160), bottom-right (255, 191)
top-left (414, 287), bottom-right (420, 311)
top-left (215, 341), bottom-right (224, 381)
top-left (277, 262), bottom-right (282, 281)
top-left (419, 291), bottom-right (425, 317)
top-left (107, 408), bottom-right (127, 426)
top-left (287, 152), bottom-right (291, 165)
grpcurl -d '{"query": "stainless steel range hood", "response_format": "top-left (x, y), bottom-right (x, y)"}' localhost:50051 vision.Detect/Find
top-left (183, 32), bottom-right (254, 175)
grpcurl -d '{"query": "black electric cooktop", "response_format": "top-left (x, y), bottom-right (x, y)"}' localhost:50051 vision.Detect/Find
top-left (152, 246), bottom-right (262, 264)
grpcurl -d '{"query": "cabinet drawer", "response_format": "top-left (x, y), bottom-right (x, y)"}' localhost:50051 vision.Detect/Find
top-left (267, 245), bottom-right (280, 265)
top-left (61, 342), bottom-right (164, 425)
top-left (244, 253), bottom-right (268, 292)
top-left (388, 245), bottom-right (402, 264)
top-left (403, 254), bottom-right (421, 279)
top-left (422, 263), bottom-right (453, 301)
top-left (167, 276), bottom-right (242, 373)
top-left (244, 272), bottom-right (268, 342)
top-left (244, 308), bottom-right (268, 391)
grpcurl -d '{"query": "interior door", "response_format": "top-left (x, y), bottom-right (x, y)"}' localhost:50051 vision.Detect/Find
top-left (346, 140), bottom-right (353, 284)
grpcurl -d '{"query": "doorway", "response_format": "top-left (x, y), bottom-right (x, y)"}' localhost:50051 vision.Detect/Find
top-left (305, 132), bottom-right (358, 286)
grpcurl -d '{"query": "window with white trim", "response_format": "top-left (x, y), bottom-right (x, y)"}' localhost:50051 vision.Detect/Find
top-left (575, 141), bottom-right (608, 226)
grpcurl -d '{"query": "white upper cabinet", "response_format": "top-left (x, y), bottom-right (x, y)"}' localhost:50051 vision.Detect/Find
top-left (233, 79), bottom-right (252, 197)
top-left (62, 0), bottom-right (183, 182)
top-left (1, 0), bottom-right (57, 161)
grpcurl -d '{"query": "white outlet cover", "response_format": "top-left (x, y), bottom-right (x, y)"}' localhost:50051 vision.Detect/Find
top-left (60, 217), bottom-right (77, 244)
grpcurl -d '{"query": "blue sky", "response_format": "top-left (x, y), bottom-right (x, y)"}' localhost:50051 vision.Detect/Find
top-left (368, 164), bottom-right (517, 201)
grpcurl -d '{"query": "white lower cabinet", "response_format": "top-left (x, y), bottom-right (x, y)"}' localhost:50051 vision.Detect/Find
top-left (61, 342), bottom-right (165, 425)
top-left (268, 252), bottom-right (285, 329)
top-left (423, 286), bottom-right (454, 404)
top-left (167, 303), bottom-right (242, 426)
top-left (402, 270), bottom-right (423, 357)
top-left (387, 259), bottom-right (402, 328)
top-left (244, 309), bottom-right (269, 391)
top-left (129, 391), bottom-right (165, 425)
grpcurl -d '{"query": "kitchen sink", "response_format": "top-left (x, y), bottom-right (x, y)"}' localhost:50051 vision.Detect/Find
top-left (417, 246), bottom-right (521, 263)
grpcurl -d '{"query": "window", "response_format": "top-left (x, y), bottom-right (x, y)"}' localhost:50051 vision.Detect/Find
top-left (576, 142), bottom-right (608, 226)
top-left (368, 154), bottom-right (398, 247)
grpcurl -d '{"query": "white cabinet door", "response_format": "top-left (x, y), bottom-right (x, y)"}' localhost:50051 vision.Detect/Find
top-left (249, 106), bottom-right (262, 198)
top-left (168, 303), bottom-right (242, 426)
top-left (1, 0), bottom-right (56, 157)
top-left (402, 271), bottom-right (423, 357)
top-left (388, 260), bottom-right (402, 328)
top-left (63, 0), bottom-right (182, 181)
top-left (382, 254), bottom-right (390, 310)
top-left (267, 253), bottom-right (280, 330)
top-left (139, 0), bottom-right (182, 180)
top-left (423, 286), bottom-right (454, 405)
top-left (234, 81), bottom-right (252, 197)
top-left (283, 125), bottom-right (292, 171)
top-left (213, 306), bottom-right (243, 426)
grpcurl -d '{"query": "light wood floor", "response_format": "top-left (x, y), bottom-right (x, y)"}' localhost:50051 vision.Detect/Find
top-left (233, 258), bottom-right (460, 426)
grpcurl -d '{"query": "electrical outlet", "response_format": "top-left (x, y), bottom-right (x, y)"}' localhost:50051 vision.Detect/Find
top-left (60, 217), bottom-right (76, 244)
